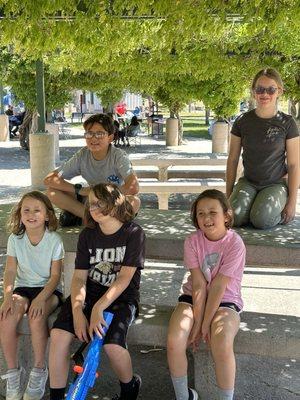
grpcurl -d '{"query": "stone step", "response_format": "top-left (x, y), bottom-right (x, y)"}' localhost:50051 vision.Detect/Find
top-left (0, 206), bottom-right (299, 267)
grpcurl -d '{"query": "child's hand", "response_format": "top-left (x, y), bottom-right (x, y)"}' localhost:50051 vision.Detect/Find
top-left (73, 310), bottom-right (90, 342)
top-left (89, 306), bottom-right (108, 339)
top-left (28, 298), bottom-right (46, 319)
top-left (188, 325), bottom-right (201, 353)
top-left (0, 296), bottom-right (14, 320)
top-left (201, 321), bottom-right (211, 346)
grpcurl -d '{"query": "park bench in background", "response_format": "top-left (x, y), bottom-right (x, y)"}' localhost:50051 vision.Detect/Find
top-left (139, 180), bottom-right (226, 210)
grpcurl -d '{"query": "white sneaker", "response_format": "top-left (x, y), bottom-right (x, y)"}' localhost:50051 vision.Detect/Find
top-left (188, 388), bottom-right (198, 400)
top-left (1, 367), bottom-right (26, 400)
top-left (23, 367), bottom-right (48, 400)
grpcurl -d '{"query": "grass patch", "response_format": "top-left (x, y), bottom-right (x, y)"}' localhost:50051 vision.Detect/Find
top-left (182, 116), bottom-right (210, 140)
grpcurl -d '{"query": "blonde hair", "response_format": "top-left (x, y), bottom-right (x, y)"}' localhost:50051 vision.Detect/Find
top-left (84, 183), bottom-right (135, 228)
top-left (251, 68), bottom-right (284, 91)
top-left (7, 191), bottom-right (58, 235)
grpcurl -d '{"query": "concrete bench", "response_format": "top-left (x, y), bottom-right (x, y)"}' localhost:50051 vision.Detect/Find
top-left (139, 180), bottom-right (226, 209)
top-left (130, 156), bottom-right (229, 181)
top-left (135, 166), bottom-right (226, 181)
top-left (129, 304), bottom-right (300, 399)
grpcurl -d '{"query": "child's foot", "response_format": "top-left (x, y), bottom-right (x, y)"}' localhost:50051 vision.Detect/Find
top-left (174, 388), bottom-right (198, 400)
top-left (1, 367), bottom-right (26, 400)
top-left (23, 367), bottom-right (48, 400)
top-left (188, 388), bottom-right (198, 400)
top-left (112, 374), bottom-right (142, 399)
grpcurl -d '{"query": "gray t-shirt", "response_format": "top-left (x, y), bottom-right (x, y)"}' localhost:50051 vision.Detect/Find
top-left (58, 145), bottom-right (134, 186)
top-left (231, 110), bottom-right (299, 186)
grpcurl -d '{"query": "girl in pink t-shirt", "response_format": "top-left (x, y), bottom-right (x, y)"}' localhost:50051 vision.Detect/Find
top-left (167, 189), bottom-right (245, 400)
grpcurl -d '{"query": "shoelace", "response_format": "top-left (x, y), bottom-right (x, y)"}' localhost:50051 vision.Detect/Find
top-left (1, 371), bottom-right (21, 390)
top-left (27, 370), bottom-right (45, 390)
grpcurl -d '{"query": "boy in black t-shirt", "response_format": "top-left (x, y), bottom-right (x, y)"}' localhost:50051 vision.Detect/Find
top-left (49, 183), bottom-right (145, 400)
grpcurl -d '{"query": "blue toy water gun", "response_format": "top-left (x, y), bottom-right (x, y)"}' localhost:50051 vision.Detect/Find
top-left (66, 311), bottom-right (114, 400)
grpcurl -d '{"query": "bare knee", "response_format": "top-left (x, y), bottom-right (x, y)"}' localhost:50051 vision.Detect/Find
top-left (50, 329), bottom-right (73, 351)
top-left (104, 343), bottom-right (126, 360)
top-left (167, 331), bottom-right (187, 354)
top-left (28, 315), bottom-right (48, 331)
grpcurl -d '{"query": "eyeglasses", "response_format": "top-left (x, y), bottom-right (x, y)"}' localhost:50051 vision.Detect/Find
top-left (89, 201), bottom-right (106, 211)
top-left (254, 86), bottom-right (278, 95)
top-left (84, 131), bottom-right (108, 139)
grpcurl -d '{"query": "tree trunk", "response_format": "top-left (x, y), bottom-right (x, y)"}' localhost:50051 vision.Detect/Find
top-left (205, 107), bottom-right (210, 125)
top-left (175, 111), bottom-right (183, 145)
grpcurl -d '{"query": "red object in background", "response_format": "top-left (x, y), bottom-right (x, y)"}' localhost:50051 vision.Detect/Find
top-left (115, 102), bottom-right (127, 116)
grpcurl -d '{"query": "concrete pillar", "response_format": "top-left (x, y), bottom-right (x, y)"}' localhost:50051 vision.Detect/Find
top-left (0, 114), bottom-right (8, 141)
top-left (29, 132), bottom-right (55, 188)
top-left (45, 123), bottom-right (60, 164)
top-left (211, 121), bottom-right (230, 153)
top-left (166, 118), bottom-right (178, 146)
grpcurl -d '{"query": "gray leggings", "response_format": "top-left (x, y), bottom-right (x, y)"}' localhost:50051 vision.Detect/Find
top-left (229, 177), bottom-right (288, 229)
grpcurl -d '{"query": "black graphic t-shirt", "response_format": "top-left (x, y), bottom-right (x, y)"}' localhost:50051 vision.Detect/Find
top-left (231, 110), bottom-right (299, 186)
top-left (75, 221), bottom-right (145, 305)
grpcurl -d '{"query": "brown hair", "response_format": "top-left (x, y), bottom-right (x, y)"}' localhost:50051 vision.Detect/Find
top-left (251, 68), bottom-right (284, 91)
top-left (83, 113), bottom-right (115, 136)
top-left (84, 183), bottom-right (135, 228)
top-left (191, 189), bottom-right (233, 229)
top-left (7, 191), bottom-right (58, 235)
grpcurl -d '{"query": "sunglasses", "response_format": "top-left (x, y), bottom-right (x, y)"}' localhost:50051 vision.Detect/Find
top-left (254, 86), bottom-right (278, 95)
top-left (84, 131), bottom-right (108, 139)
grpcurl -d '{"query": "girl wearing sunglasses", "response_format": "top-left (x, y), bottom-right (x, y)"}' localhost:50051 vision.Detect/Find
top-left (226, 68), bottom-right (299, 229)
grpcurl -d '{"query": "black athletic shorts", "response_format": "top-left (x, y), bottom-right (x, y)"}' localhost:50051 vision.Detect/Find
top-left (13, 286), bottom-right (64, 307)
top-left (178, 294), bottom-right (241, 313)
top-left (52, 295), bottom-right (137, 349)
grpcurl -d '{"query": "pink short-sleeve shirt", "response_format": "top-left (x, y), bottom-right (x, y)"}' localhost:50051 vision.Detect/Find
top-left (182, 229), bottom-right (246, 310)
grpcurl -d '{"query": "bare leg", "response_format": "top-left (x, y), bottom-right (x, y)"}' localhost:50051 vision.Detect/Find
top-left (0, 295), bottom-right (29, 369)
top-left (210, 308), bottom-right (240, 390)
top-left (49, 329), bottom-right (74, 388)
top-left (46, 188), bottom-right (85, 218)
top-left (167, 303), bottom-right (194, 377)
top-left (29, 295), bottom-right (59, 369)
top-left (104, 344), bottom-right (133, 383)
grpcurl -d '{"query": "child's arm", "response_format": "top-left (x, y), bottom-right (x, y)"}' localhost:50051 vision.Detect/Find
top-left (89, 266), bottom-right (137, 338)
top-left (188, 268), bottom-right (207, 351)
top-left (28, 258), bottom-right (63, 319)
top-left (201, 273), bottom-right (231, 344)
top-left (121, 174), bottom-right (139, 195)
top-left (71, 269), bottom-right (90, 342)
top-left (0, 256), bottom-right (17, 319)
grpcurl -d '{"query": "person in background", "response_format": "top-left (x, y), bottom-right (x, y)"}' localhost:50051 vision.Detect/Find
top-left (44, 113), bottom-right (140, 227)
top-left (226, 68), bottom-right (299, 229)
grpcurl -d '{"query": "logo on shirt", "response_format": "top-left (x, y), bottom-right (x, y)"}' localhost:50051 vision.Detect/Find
top-left (107, 175), bottom-right (120, 185)
top-left (264, 126), bottom-right (284, 143)
top-left (88, 246), bottom-right (126, 287)
top-left (201, 253), bottom-right (219, 282)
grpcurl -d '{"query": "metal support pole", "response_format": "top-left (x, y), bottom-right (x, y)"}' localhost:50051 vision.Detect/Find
top-left (35, 59), bottom-right (46, 132)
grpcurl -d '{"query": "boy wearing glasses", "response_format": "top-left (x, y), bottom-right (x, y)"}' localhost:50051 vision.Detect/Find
top-left (44, 113), bottom-right (140, 226)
